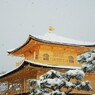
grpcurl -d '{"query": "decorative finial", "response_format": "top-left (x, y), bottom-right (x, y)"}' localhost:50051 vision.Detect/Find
top-left (49, 26), bottom-right (55, 32)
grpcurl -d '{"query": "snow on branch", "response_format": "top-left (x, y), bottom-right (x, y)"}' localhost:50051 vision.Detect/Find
top-left (64, 69), bottom-right (85, 81)
top-left (28, 69), bottom-right (93, 95)
top-left (28, 49), bottom-right (95, 95)
top-left (40, 70), bottom-right (64, 80)
top-left (75, 81), bottom-right (93, 91)
top-left (77, 49), bottom-right (95, 72)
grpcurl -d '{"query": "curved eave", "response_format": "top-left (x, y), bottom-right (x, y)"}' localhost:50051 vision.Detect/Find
top-left (7, 35), bottom-right (32, 54)
top-left (0, 60), bottom-right (77, 79)
top-left (7, 35), bottom-right (95, 54)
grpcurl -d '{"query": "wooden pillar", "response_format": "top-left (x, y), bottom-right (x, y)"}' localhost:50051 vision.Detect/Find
top-left (23, 78), bottom-right (28, 93)
top-left (33, 51), bottom-right (36, 60)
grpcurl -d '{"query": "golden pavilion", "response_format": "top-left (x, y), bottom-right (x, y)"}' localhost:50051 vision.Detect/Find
top-left (0, 27), bottom-right (95, 95)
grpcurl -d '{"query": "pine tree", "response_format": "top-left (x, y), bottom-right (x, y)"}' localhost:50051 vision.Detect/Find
top-left (28, 49), bottom-right (95, 95)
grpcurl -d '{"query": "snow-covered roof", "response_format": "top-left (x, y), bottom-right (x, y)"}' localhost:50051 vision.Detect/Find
top-left (26, 60), bottom-right (80, 69)
top-left (0, 60), bottom-right (80, 79)
top-left (34, 32), bottom-right (95, 46)
top-left (7, 32), bottom-right (95, 54)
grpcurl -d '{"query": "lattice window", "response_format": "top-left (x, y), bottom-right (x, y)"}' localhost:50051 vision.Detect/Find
top-left (68, 56), bottom-right (74, 63)
top-left (43, 54), bottom-right (49, 60)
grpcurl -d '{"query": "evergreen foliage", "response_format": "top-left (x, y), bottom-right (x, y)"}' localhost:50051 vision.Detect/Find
top-left (28, 49), bottom-right (95, 95)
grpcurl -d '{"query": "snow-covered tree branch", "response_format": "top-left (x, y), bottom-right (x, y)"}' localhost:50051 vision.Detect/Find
top-left (77, 49), bottom-right (95, 72)
top-left (28, 49), bottom-right (95, 95)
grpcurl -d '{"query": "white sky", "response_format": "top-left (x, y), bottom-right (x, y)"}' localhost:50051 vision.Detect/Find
top-left (0, 0), bottom-right (95, 72)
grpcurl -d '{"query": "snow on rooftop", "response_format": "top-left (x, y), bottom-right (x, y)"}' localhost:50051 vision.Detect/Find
top-left (34, 32), bottom-right (95, 45)
top-left (0, 60), bottom-right (80, 77)
top-left (26, 60), bottom-right (81, 70)
top-left (7, 29), bottom-right (95, 53)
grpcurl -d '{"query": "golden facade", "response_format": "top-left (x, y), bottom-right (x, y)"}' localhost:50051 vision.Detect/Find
top-left (1, 32), bottom-right (95, 95)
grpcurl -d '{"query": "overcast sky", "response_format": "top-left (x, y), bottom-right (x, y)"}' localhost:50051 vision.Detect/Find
top-left (0, 0), bottom-right (95, 72)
